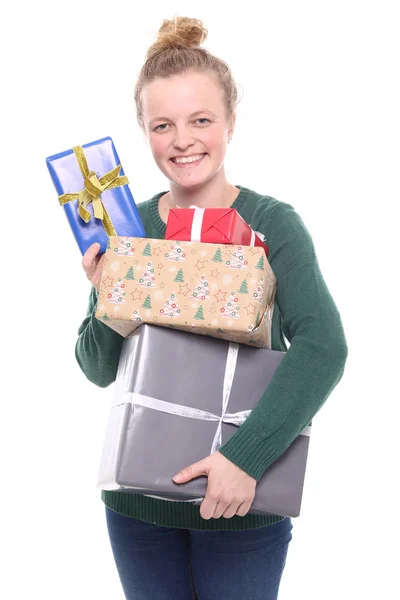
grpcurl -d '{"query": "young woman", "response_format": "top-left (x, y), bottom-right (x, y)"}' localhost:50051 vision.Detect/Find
top-left (77, 17), bottom-right (348, 600)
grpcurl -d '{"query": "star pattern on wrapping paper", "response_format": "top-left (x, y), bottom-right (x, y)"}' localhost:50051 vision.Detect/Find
top-left (210, 306), bottom-right (216, 314)
top-left (214, 289), bottom-right (227, 303)
top-left (130, 288), bottom-right (143, 301)
top-left (178, 284), bottom-right (191, 296)
top-left (103, 256), bottom-right (109, 267)
top-left (244, 303), bottom-right (257, 315)
top-left (191, 248), bottom-right (197, 255)
top-left (152, 316), bottom-right (159, 323)
top-left (195, 260), bottom-right (206, 270)
top-left (102, 276), bottom-right (114, 288)
top-left (249, 247), bottom-right (260, 256)
top-left (160, 282), bottom-right (166, 289)
top-left (153, 247), bottom-right (162, 256)
top-left (224, 246), bottom-right (235, 257)
top-left (183, 305), bottom-right (189, 311)
top-left (211, 268), bottom-right (220, 278)
top-left (157, 263), bottom-right (164, 270)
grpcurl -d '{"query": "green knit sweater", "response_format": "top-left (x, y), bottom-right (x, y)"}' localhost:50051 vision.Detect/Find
top-left (76, 186), bottom-right (348, 531)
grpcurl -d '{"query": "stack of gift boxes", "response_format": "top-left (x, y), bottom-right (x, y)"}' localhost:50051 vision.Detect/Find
top-left (47, 137), bottom-right (311, 518)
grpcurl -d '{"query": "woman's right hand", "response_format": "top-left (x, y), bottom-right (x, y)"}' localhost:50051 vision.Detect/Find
top-left (82, 243), bottom-right (105, 291)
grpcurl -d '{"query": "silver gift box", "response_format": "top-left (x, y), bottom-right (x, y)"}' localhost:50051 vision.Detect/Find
top-left (97, 325), bottom-right (311, 517)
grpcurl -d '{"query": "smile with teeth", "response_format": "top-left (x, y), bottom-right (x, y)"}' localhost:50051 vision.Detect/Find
top-left (171, 154), bottom-right (206, 165)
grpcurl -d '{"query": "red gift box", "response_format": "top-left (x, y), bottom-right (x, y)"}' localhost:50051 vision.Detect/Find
top-left (165, 207), bottom-right (269, 256)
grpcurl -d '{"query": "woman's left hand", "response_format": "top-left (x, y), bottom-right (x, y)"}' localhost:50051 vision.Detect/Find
top-left (172, 451), bottom-right (256, 519)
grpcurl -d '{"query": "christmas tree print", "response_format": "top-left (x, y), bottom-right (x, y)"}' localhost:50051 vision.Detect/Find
top-left (255, 255), bottom-right (265, 270)
top-left (102, 313), bottom-right (109, 320)
top-left (125, 266), bottom-right (135, 280)
top-left (164, 242), bottom-right (186, 262)
top-left (113, 238), bottom-right (135, 256)
top-left (190, 274), bottom-right (211, 301)
top-left (174, 268), bottom-right (184, 283)
top-left (194, 305), bottom-right (205, 320)
top-left (247, 311), bottom-right (261, 332)
top-left (226, 246), bottom-right (248, 270)
top-left (220, 291), bottom-right (240, 319)
top-left (138, 261), bottom-right (157, 288)
top-left (212, 248), bottom-right (223, 262)
top-left (238, 279), bottom-right (249, 294)
top-left (252, 278), bottom-right (264, 303)
top-left (160, 292), bottom-right (180, 318)
top-left (106, 238), bottom-right (111, 249)
top-left (106, 278), bottom-right (127, 304)
top-left (130, 309), bottom-right (142, 323)
top-left (142, 295), bottom-right (152, 309)
top-left (142, 242), bottom-right (152, 256)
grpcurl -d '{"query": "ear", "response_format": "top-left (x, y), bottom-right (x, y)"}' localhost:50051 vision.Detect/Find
top-left (141, 125), bottom-right (150, 146)
top-left (142, 132), bottom-right (149, 146)
top-left (228, 112), bottom-right (236, 143)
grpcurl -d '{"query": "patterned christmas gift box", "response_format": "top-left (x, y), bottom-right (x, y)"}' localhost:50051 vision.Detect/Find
top-left (165, 206), bottom-right (269, 256)
top-left (95, 236), bottom-right (276, 348)
top-left (46, 137), bottom-right (146, 255)
top-left (97, 325), bottom-right (312, 518)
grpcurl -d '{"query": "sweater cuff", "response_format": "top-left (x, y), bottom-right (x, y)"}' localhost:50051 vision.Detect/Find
top-left (218, 424), bottom-right (279, 481)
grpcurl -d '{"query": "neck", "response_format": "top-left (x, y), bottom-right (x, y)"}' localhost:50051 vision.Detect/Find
top-left (168, 170), bottom-right (239, 209)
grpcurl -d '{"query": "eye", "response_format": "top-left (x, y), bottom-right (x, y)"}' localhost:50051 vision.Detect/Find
top-left (154, 123), bottom-right (170, 132)
top-left (195, 118), bottom-right (210, 125)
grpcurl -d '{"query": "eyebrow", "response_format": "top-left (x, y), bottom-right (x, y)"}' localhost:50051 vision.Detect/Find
top-left (148, 110), bottom-right (217, 126)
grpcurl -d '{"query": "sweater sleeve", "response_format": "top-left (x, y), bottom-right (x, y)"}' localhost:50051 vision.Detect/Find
top-left (218, 203), bottom-right (348, 480)
top-left (75, 285), bottom-right (124, 388)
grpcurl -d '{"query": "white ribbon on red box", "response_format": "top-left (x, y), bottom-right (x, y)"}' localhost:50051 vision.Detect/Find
top-left (188, 204), bottom-right (266, 247)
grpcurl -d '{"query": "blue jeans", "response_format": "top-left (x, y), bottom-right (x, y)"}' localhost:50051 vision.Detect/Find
top-left (105, 507), bottom-right (293, 599)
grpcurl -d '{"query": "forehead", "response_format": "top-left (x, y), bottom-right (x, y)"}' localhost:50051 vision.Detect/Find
top-left (141, 70), bottom-right (225, 120)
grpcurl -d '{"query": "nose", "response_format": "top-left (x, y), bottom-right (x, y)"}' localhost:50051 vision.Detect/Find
top-left (172, 125), bottom-right (195, 151)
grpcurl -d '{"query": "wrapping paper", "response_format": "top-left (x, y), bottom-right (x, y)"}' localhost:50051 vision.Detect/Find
top-left (96, 236), bottom-right (276, 348)
top-left (165, 207), bottom-right (269, 256)
top-left (46, 137), bottom-right (145, 254)
top-left (97, 325), bottom-right (312, 518)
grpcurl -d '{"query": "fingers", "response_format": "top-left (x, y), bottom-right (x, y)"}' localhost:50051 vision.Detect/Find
top-left (82, 243), bottom-right (101, 275)
top-left (173, 458), bottom-right (209, 484)
top-left (200, 493), bottom-right (219, 520)
top-left (222, 503), bottom-right (242, 519)
top-left (201, 490), bottom-right (254, 520)
top-left (82, 242), bottom-right (101, 266)
top-left (234, 501), bottom-right (252, 518)
top-left (212, 502), bottom-right (229, 520)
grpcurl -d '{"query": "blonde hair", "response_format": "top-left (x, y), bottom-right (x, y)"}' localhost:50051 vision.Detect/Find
top-left (134, 16), bottom-right (239, 127)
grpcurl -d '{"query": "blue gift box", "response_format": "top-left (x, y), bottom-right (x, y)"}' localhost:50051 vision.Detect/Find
top-left (46, 136), bottom-right (146, 255)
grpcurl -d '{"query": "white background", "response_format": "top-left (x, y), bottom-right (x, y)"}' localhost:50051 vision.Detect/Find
top-left (2, 1), bottom-right (399, 598)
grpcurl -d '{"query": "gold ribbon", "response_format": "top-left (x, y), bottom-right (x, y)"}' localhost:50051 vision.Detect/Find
top-left (58, 145), bottom-right (129, 237)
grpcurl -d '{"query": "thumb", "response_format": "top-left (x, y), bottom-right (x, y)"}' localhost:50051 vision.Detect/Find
top-left (173, 458), bottom-right (210, 484)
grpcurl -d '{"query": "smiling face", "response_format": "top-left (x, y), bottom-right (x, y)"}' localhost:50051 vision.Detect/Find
top-left (141, 69), bottom-right (235, 191)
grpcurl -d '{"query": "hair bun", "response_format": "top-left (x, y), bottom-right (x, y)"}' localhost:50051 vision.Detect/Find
top-left (146, 17), bottom-right (208, 59)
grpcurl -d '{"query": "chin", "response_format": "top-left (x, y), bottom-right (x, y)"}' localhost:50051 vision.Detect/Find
top-left (171, 178), bottom-right (208, 190)
top-left (167, 169), bottom-right (217, 191)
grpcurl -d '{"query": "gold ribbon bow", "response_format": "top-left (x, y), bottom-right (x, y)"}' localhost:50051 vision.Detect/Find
top-left (58, 145), bottom-right (129, 237)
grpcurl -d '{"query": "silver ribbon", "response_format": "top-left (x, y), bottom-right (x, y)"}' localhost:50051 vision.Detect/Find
top-left (112, 343), bottom-right (249, 454)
